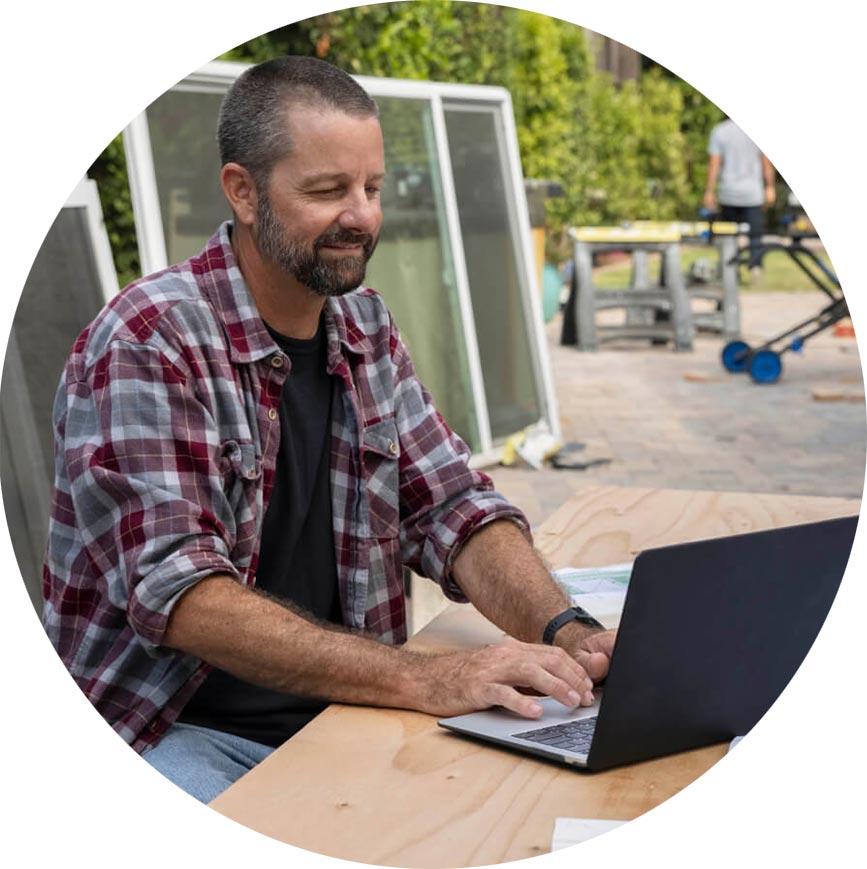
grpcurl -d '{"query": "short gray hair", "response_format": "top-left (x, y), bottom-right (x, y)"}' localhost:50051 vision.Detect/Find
top-left (217, 55), bottom-right (379, 186)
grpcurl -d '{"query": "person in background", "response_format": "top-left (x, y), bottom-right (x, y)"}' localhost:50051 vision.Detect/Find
top-left (704, 116), bottom-right (776, 285)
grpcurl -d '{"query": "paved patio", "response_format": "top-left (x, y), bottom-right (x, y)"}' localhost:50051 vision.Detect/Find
top-left (487, 289), bottom-right (866, 529)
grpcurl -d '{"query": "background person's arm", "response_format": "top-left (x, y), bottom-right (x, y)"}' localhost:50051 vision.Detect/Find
top-left (704, 153), bottom-right (721, 212)
top-left (761, 154), bottom-right (776, 207)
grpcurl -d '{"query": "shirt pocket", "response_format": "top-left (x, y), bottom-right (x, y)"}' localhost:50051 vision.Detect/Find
top-left (218, 439), bottom-right (261, 521)
top-left (361, 417), bottom-right (400, 539)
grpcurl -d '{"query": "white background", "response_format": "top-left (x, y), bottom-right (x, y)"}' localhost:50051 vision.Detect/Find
top-left (2, 2), bottom-right (863, 867)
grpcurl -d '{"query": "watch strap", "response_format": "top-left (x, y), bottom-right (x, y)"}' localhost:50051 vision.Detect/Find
top-left (542, 606), bottom-right (604, 645)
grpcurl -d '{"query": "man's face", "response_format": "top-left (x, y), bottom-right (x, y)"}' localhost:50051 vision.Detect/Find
top-left (253, 106), bottom-right (385, 297)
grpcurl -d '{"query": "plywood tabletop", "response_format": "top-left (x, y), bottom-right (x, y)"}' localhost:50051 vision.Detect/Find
top-left (210, 486), bottom-right (859, 867)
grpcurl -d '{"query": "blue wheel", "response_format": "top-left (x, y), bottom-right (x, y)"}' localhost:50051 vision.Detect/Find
top-left (748, 349), bottom-right (783, 384)
top-left (721, 340), bottom-right (751, 373)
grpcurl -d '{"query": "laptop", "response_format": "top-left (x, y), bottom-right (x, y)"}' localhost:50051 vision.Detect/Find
top-left (439, 514), bottom-right (858, 771)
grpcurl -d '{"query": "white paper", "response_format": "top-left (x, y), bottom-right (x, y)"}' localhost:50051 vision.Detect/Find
top-left (553, 563), bottom-right (633, 626)
top-left (553, 562), bottom-right (634, 595)
top-left (551, 817), bottom-right (627, 850)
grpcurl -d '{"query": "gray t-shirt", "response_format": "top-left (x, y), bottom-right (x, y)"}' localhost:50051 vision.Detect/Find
top-left (708, 119), bottom-right (764, 207)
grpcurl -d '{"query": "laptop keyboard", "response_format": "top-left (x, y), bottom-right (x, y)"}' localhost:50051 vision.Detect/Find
top-left (512, 716), bottom-right (598, 754)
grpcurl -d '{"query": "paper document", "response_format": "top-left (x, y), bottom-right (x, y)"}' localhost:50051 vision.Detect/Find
top-left (552, 563), bottom-right (633, 627)
top-left (551, 817), bottom-right (627, 850)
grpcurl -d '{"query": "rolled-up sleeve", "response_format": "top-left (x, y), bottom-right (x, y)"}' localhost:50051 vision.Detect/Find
top-left (390, 324), bottom-right (531, 601)
top-left (63, 339), bottom-right (241, 653)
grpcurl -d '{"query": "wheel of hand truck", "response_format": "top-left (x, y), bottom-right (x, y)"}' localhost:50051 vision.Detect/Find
top-left (721, 340), bottom-right (751, 373)
top-left (748, 349), bottom-right (783, 384)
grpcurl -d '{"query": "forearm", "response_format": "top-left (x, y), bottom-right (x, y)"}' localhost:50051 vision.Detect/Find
top-left (761, 154), bottom-right (775, 188)
top-left (164, 567), bottom-right (601, 720)
top-left (761, 155), bottom-right (776, 206)
top-left (163, 574), bottom-right (432, 710)
top-left (705, 155), bottom-right (721, 199)
top-left (450, 520), bottom-right (592, 648)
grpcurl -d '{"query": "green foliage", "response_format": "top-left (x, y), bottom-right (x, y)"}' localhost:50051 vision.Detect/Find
top-left (93, 0), bottom-right (729, 276)
top-left (87, 135), bottom-right (140, 288)
top-left (571, 69), bottom-right (692, 224)
top-left (666, 75), bottom-right (726, 215)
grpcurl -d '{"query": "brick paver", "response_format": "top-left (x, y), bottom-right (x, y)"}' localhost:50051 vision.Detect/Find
top-left (485, 290), bottom-right (866, 528)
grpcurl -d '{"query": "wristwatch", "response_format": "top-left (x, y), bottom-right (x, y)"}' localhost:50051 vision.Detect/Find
top-left (542, 606), bottom-right (604, 645)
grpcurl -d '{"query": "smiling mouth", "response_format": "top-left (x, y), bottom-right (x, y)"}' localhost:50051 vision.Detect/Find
top-left (319, 244), bottom-right (365, 256)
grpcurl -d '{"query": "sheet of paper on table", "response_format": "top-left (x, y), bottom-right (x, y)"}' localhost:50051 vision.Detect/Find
top-left (551, 817), bottom-right (627, 850)
top-left (553, 563), bottom-right (633, 628)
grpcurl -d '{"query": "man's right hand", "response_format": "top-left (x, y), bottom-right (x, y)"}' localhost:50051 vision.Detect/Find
top-left (415, 639), bottom-right (596, 720)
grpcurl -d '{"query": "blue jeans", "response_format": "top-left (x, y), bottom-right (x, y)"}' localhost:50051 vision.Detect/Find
top-left (141, 722), bottom-right (274, 803)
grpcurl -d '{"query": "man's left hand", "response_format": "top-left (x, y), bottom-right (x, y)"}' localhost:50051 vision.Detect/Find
top-left (556, 626), bottom-right (617, 683)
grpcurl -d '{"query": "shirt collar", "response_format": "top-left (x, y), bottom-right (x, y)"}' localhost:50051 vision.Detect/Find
top-left (324, 295), bottom-right (374, 363)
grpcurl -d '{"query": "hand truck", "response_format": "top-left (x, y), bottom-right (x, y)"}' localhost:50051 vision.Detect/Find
top-left (720, 232), bottom-right (847, 383)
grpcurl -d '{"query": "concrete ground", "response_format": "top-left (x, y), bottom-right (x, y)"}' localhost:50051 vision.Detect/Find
top-left (486, 289), bottom-right (865, 529)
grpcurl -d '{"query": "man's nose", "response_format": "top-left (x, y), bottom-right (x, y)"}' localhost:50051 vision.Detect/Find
top-left (338, 191), bottom-right (381, 235)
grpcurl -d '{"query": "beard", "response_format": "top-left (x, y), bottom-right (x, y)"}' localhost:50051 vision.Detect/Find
top-left (255, 192), bottom-right (378, 297)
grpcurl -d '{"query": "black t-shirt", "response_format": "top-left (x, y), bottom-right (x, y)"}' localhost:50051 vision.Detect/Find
top-left (178, 321), bottom-right (342, 747)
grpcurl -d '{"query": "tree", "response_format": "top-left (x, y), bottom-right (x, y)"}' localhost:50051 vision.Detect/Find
top-left (91, 1), bottom-right (727, 276)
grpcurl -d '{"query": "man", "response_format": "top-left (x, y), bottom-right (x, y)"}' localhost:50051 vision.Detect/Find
top-left (43, 56), bottom-right (614, 804)
top-left (704, 116), bottom-right (776, 285)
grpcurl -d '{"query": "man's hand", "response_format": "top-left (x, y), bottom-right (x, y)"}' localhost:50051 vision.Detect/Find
top-left (449, 520), bottom-right (621, 715)
top-left (553, 624), bottom-right (617, 684)
top-left (417, 638), bottom-right (597, 719)
top-left (575, 628), bottom-right (617, 683)
top-left (703, 190), bottom-right (717, 213)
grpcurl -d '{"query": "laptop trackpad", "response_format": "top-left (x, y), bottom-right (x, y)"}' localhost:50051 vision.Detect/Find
top-left (439, 695), bottom-right (601, 760)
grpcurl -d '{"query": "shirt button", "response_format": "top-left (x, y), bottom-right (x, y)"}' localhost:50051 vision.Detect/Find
top-left (270, 355), bottom-right (285, 369)
top-left (268, 408), bottom-right (278, 421)
top-left (247, 467), bottom-right (258, 479)
top-left (388, 441), bottom-right (398, 456)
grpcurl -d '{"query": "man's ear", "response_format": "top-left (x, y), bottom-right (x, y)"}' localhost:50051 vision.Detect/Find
top-left (221, 163), bottom-right (260, 226)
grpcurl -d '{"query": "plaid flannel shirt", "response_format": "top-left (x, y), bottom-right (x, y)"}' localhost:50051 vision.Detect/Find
top-left (42, 222), bottom-right (529, 753)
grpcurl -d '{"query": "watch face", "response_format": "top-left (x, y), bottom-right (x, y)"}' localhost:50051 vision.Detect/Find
top-left (573, 607), bottom-right (603, 628)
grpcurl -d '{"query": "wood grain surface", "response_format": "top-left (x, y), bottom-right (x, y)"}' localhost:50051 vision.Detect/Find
top-left (210, 486), bottom-right (859, 867)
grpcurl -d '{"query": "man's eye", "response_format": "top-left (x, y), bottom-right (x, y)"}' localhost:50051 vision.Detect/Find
top-left (366, 187), bottom-right (382, 197)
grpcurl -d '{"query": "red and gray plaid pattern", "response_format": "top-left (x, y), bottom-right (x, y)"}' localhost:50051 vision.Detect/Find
top-left (42, 223), bottom-right (529, 752)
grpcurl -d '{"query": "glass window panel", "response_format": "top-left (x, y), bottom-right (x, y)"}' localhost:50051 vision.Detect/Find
top-left (1, 204), bottom-right (110, 611)
top-left (443, 104), bottom-right (543, 441)
top-left (146, 90), bottom-right (231, 264)
top-left (365, 97), bottom-right (479, 450)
